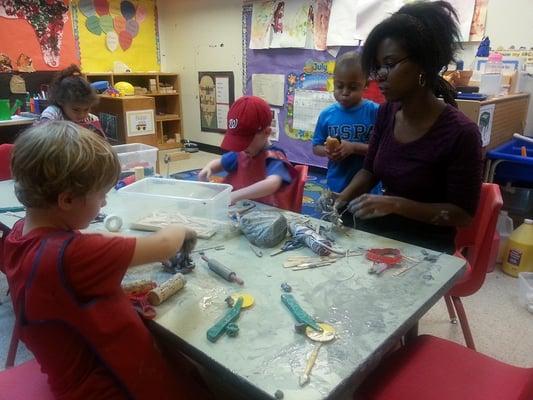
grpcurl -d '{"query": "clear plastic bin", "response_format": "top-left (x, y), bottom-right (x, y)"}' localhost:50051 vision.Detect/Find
top-left (117, 177), bottom-right (232, 222)
top-left (113, 143), bottom-right (158, 174)
top-left (518, 272), bottom-right (533, 313)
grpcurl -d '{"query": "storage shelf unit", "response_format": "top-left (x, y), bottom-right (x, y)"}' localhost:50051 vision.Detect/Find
top-left (84, 72), bottom-right (183, 149)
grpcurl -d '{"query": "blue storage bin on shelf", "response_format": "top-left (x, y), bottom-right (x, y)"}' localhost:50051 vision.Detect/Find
top-left (486, 138), bottom-right (533, 185)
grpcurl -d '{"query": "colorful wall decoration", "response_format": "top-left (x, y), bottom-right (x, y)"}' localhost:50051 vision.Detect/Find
top-left (0, 0), bottom-right (78, 71)
top-left (73, 0), bottom-right (159, 72)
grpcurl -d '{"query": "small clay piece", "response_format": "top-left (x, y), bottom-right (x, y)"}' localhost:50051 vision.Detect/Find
top-left (225, 296), bottom-right (235, 307)
top-left (274, 389), bottom-right (284, 399)
top-left (226, 323), bottom-right (239, 337)
top-left (281, 282), bottom-right (292, 292)
top-left (162, 251), bottom-right (195, 274)
top-left (325, 136), bottom-right (341, 152)
top-left (294, 322), bottom-right (307, 334)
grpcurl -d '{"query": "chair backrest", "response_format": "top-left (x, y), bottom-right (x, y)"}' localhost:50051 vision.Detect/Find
top-left (291, 164), bottom-right (309, 213)
top-left (453, 183), bottom-right (503, 296)
top-left (0, 144), bottom-right (14, 181)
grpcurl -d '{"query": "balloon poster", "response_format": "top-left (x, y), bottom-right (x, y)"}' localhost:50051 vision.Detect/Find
top-left (74, 0), bottom-right (159, 71)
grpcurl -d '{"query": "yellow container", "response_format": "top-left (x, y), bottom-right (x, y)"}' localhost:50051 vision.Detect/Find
top-left (502, 219), bottom-right (533, 277)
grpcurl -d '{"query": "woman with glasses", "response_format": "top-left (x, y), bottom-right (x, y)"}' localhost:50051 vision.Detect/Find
top-left (335, 1), bottom-right (482, 253)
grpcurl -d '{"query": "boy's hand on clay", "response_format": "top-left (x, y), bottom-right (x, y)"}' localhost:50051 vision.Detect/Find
top-left (181, 228), bottom-right (197, 254)
top-left (198, 167), bottom-right (211, 182)
top-left (330, 141), bottom-right (355, 161)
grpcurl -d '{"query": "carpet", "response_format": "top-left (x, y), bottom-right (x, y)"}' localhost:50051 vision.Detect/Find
top-left (170, 169), bottom-right (328, 219)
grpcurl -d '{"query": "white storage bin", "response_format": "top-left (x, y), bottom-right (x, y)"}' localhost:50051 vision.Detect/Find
top-left (518, 272), bottom-right (533, 313)
top-left (113, 143), bottom-right (158, 174)
top-left (117, 178), bottom-right (232, 222)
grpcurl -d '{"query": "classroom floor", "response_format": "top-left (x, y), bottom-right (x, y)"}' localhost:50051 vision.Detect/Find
top-left (1, 150), bottom-right (532, 373)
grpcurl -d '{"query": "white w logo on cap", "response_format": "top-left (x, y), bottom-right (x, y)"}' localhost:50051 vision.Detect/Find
top-left (228, 118), bottom-right (238, 129)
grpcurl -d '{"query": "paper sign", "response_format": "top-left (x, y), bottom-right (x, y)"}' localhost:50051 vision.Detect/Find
top-left (136, 4), bottom-right (147, 23)
top-left (106, 31), bottom-right (119, 52)
top-left (121, 0), bottom-right (136, 20)
top-left (126, 109), bottom-right (155, 137)
top-left (252, 74), bottom-right (285, 106)
top-left (215, 77), bottom-right (230, 104)
top-left (86, 15), bottom-right (102, 36)
top-left (270, 108), bottom-right (280, 141)
top-left (114, 15), bottom-right (126, 32)
top-left (478, 103), bottom-right (495, 147)
top-left (326, 0), bottom-right (359, 46)
top-left (216, 104), bottom-right (229, 130)
top-left (292, 89), bottom-right (335, 132)
top-left (94, 0), bottom-right (110, 16)
top-left (79, 0), bottom-right (96, 17)
top-left (126, 19), bottom-right (139, 37)
top-left (100, 15), bottom-right (114, 33)
top-left (119, 30), bottom-right (133, 50)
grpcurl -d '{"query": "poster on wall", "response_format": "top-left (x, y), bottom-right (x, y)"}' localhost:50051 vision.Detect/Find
top-left (199, 71), bottom-right (235, 134)
top-left (73, 0), bottom-right (159, 72)
top-left (126, 109), bottom-right (155, 137)
top-left (250, 0), bottom-right (332, 50)
top-left (478, 103), bottom-right (495, 147)
top-left (0, 0), bottom-right (78, 70)
top-left (469, 0), bottom-right (488, 41)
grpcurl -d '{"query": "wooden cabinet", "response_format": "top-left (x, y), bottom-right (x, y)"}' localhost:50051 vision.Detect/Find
top-left (457, 93), bottom-right (530, 152)
top-left (84, 72), bottom-right (183, 149)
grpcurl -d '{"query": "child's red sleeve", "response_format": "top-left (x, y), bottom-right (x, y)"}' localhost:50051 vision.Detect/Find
top-left (63, 233), bottom-right (136, 299)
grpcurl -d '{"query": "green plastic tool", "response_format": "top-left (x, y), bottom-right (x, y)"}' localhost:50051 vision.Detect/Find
top-left (207, 296), bottom-right (243, 343)
top-left (281, 293), bottom-right (323, 332)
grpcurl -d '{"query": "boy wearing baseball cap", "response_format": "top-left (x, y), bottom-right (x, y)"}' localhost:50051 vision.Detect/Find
top-left (199, 96), bottom-right (298, 210)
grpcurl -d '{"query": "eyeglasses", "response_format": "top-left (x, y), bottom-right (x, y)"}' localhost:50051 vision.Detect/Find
top-left (369, 56), bottom-right (410, 80)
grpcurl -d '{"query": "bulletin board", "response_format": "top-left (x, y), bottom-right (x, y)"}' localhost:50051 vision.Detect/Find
top-left (0, 0), bottom-right (78, 71)
top-left (244, 4), bottom-right (346, 168)
top-left (72, 0), bottom-right (159, 72)
top-left (243, 0), bottom-right (486, 168)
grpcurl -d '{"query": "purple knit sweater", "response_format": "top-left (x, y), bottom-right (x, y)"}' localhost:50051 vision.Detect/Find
top-left (364, 102), bottom-right (482, 215)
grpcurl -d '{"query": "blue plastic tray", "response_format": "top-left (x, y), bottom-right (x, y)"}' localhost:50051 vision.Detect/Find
top-left (487, 138), bottom-right (533, 185)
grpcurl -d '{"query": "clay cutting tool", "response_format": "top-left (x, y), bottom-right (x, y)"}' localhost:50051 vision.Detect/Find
top-left (206, 296), bottom-right (243, 342)
top-left (299, 343), bottom-right (322, 387)
top-left (281, 293), bottom-right (322, 332)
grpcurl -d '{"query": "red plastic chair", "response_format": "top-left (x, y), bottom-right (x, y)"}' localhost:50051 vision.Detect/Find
top-left (444, 183), bottom-right (503, 350)
top-left (0, 144), bottom-right (14, 181)
top-left (356, 335), bottom-right (533, 400)
top-left (291, 164), bottom-right (309, 213)
top-left (0, 359), bottom-right (54, 400)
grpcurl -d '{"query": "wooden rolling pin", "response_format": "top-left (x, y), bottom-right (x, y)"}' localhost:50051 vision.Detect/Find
top-left (147, 273), bottom-right (186, 306)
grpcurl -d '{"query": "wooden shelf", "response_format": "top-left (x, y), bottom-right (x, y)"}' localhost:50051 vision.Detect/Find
top-left (84, 71), bottom-right (183, 150)
top-left (158, 141), bottom-right (182, 150)
top-left (147, 92), bottom-right (179, 96)
top-left (156, 114), bottom-right (180, 121)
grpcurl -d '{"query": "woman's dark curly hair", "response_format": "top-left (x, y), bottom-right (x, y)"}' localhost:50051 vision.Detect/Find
top-left (362, 1), bottom-right (461, 106)
top-left (49, 64), bottom-right (98, 107)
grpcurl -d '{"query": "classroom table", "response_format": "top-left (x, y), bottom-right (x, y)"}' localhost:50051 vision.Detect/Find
top-left (0, 180), bottom-right (466, 400)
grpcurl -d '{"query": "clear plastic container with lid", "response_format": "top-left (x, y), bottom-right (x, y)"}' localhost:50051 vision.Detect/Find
top-left (502, 219), bottom-right (533, 277)
top-left (485, 52), bottom-right (504, 74)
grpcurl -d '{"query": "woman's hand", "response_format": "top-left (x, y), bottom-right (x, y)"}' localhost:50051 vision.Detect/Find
top-left (347, 194), bottom-right (400, 219)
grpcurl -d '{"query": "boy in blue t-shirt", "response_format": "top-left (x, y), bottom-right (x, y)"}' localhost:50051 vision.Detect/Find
top-left (312, 51), bottom-right (379, 193)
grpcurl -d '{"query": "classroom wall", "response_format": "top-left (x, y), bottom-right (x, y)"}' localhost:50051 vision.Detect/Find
top-left (158, 0), bottom-right (244, 147)
top-left (158, 0), bottom-right (533, 143)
